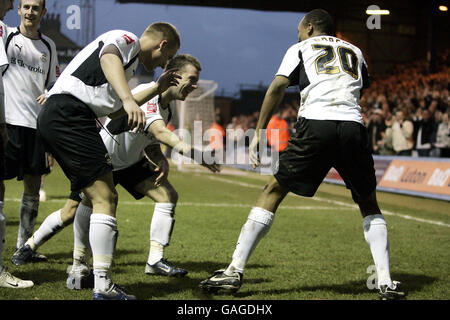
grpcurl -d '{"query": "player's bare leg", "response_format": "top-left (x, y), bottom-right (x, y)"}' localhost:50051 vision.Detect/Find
top-left (358, 191), bottom-right (405, 300)
top-left (134, 178), bottom-right (187, 277)
top-left (200, 176), bottom-right (288, 293)
top-left (82, 173), bottom-right (134, 299)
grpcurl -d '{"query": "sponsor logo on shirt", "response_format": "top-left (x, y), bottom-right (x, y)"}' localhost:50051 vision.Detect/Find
top-left (10, 57), bottom-right (45, 74)
top-left (147, 102), bottom-right (158, 115)
top-left (123, 34), bottom-right (135, 45)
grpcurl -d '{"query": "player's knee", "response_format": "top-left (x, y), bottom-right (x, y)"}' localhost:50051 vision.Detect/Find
top-left (23, 175), bottom-right (42, 195)
top-left (262, 178), bottom-right (285, 196)
top-left (358, 191), bottom-right (381, 217)
top-left (110, 188), bottom-right (119, 207)
top-left (168, 188), bottom-right (178, 204)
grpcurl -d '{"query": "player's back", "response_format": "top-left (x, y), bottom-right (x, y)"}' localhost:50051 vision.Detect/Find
top-left (278, 35), bottom-right (369, 124)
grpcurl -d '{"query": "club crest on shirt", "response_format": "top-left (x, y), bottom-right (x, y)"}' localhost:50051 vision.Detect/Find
top-left (41, 53), bottom-right (47, 62)
top-left (123, 34), bottom-right (135, 45)
top-left (146, 101), bottom-right (158, 115)
top-left (0, 26), bottom-right (3, 38)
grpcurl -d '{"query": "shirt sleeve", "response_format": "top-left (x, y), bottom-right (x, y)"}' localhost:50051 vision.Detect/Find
top-left (0, 22), bottom-right (8, 72)
top-left (99, 31), bottom-right (140, 65)
top-left (142, 96), bottom-right (164, 132)
top-left (47, 39), bottom-right (60, 88)
top-left (275, 43), bottom-right (301, 86)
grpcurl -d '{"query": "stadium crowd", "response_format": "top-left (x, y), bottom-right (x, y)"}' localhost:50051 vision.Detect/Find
top-left (219, 49), bottom-right (450, 157)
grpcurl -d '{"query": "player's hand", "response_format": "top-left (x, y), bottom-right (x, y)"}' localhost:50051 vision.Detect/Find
top-left (36, 93), bottom-right (47, 106)
top-left (201, 161), bottom-right (221, 173)
top-left (199, 148), bottom-right (221, 173)
top-left (0, 124), bottom-right (9, 149)
top-left (156, 68), bottom-right (181, 93)
top-left (154, 159), bottom-right (169, 187)
top-left (123, 98), bottom-right (145, 131)
top-left (249, 134), bottom-right (260, 168)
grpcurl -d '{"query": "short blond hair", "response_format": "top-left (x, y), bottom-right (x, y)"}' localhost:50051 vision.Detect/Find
top-left (142, 22), bottom-right (180, 50)
top-left (165, 54), bottom-right (201, 73)
top-left (20, 0), bottom-right (46, 9)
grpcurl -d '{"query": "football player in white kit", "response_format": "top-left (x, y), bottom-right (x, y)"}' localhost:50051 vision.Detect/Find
top-left (2, 0), bottom-right (58, 262)
top-left (13, 54), bottom-right (220, 292)
top-left (0, 0), bottom-right (34, 289)
top-left (200, 9), bottom-right (405, 300)
top-left (36, 22), bottom-right (183, 300)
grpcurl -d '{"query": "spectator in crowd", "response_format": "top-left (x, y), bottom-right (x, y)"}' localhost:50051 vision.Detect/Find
top-left (391, 110), bottom-right (414, 156)
top-left (208, 114), bottom-right (225, 150)
top-left (434, 111), bottom-right (450, 157)
top-left (413, 108), bottom-right (437, 157)
top-left (266, 104), bottom-right (292, 152)
top-left (367, 109), bottom-right (386, 154)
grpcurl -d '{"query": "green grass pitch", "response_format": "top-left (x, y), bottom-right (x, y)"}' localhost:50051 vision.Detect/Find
top-left (0, 164), bottom-right (449, 300)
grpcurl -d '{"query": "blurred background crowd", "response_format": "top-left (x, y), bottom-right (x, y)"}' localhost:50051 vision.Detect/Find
top-left (214, 49), bottom-right (450, 158)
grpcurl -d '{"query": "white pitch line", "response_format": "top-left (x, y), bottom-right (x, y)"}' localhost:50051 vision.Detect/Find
top-left (3, 197), bottom-right (343, 211)
top-left (206, 176), bottom-right (450, 228)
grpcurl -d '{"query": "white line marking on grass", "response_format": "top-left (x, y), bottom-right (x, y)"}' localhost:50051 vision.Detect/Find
top-left (3, 198), bottom-right (343, 211)
top-left (206, 176), bottom-right (450, 228)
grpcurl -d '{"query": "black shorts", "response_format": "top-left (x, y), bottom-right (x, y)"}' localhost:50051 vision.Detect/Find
top-left (37, 94), bottom-right (113, 192)
top-left (4, 124), bottom-right (50, 180)
top-left (274, 117), bottom-right (377, 203)
top-left (69, 190), bottom-right (83, 203)
top-left (0, 129), bottom-right (5, 181)
top-left (113, 158), bottom-right (158, 200)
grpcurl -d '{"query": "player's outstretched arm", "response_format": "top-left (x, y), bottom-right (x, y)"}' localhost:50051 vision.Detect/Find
top-left (250, 75), bottom-right (290, 168)
top-left (144, 144), bottom-right (170, 187)
top-left (148, 120), bottom-right (220, 173)
top-left (108, 70), bottom-right (181, 120)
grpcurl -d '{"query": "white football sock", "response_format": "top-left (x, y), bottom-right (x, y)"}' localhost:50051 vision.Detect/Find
top-left (148, 203), bottom-right (175, 265)
top-left (90, 213), bottom-right (117, 292)
top-left (17, 193), bottom-right (40, 248)
top-left (73, 203), bottom-right (92, 267)
top-left (363, 214), bottom-right (393, 288)
top-left (225, 207), bottom-right (274, 275)
top-left (29, 209), bottom-right (64, 250)
top-left (0, 204), bottom-right (5, 272)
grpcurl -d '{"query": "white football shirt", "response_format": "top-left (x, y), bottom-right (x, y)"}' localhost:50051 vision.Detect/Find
top-left (101, 82), bottom-right (172, 171)
top-left (0, 21), bottom-right (8, 72)
top-left (48, 30), bottom-right (140, 118)
top-left (0, 20), bottom-right (9, 124)
top-left (3, 27), bottom-right (59, 129)
top-left (276, 35), bottom-right (369, 124)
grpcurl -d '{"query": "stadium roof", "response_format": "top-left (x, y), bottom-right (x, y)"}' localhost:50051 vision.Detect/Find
top-left (116, 0), bottom-right (427, 18)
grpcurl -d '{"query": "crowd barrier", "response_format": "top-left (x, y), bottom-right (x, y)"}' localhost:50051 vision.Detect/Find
top-left (226, 150), bottom-right (450, 201)
top-left (324, 155), bottom-right (450, 201)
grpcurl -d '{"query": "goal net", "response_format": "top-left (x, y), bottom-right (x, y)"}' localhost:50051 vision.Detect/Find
top-left (169, 79), bottom-right (218, 170)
